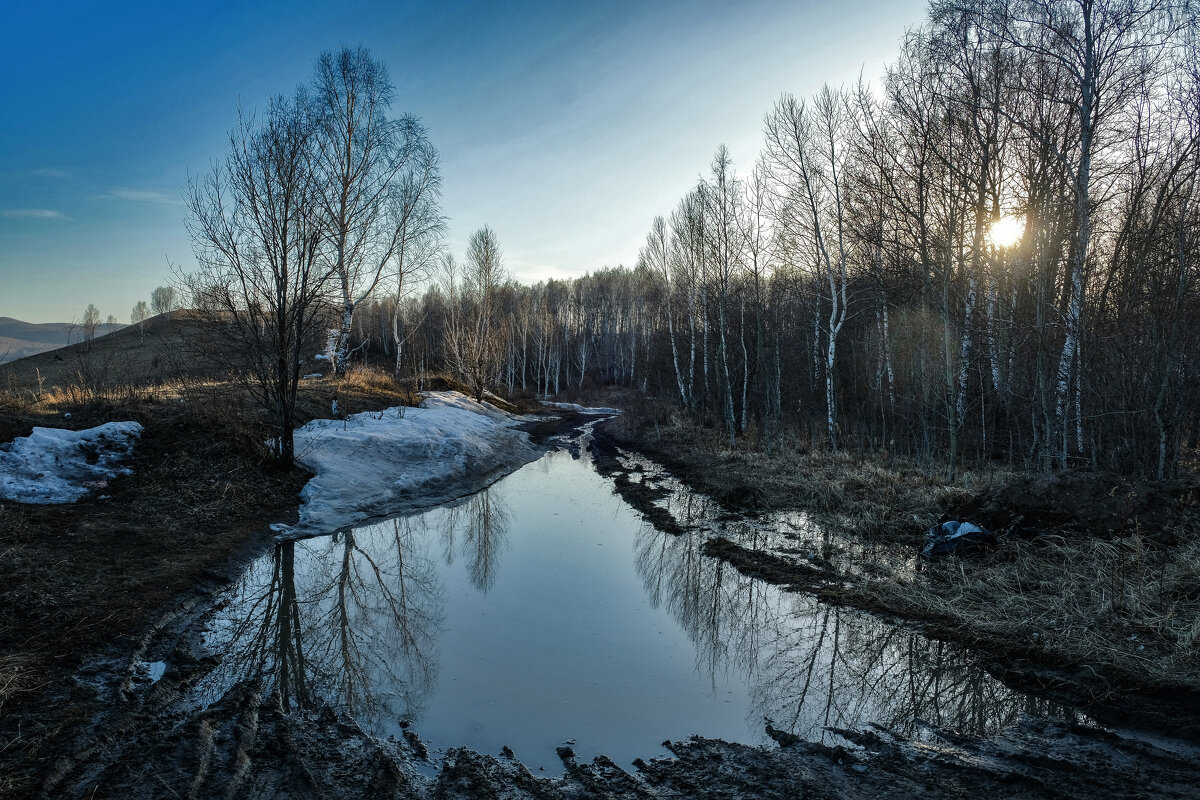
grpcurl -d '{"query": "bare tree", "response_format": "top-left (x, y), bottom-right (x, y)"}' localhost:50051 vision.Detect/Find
top-left (386, 133), bottom-right (445, 376)
top-left (765, 87), bottom-right (856, 451)
top-left (150, 285), bottom-right (179, 316)
top-left (310, 45), bottom-right (441, 375)
top-left (446, 226), bottom-right (508, 402)
top-left (185, 93), bottom-right (333, 466)
top-left (959, 0), bottom-right (1188, 466)
top-left (82, 304), bottom-right (100, 344)
top-left (131, 301), bottom-right (150, 331)
top-left (640, 215), bottom-right (689, 407)
top-left (702, 145), bottom-right (746, 448)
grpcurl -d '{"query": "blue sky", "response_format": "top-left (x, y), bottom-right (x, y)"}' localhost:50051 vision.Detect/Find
top-left (0, 0), bottom-right (926, 323)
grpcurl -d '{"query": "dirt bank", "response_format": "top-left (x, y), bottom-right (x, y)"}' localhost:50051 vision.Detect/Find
top-left (0, 370), bottom-right (420, 798)
top-left (590, 415), bottom-right (1200, 741)
top-left (39, 648), bottom-right (1200, 800)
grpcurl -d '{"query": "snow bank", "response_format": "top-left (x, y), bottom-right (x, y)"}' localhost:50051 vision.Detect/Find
top-left (540, 401), bottom-right (622, 415)
top-left (0, 422), bottom-right (143, 504)
top-left (276, 391), bottom-right (542, 539)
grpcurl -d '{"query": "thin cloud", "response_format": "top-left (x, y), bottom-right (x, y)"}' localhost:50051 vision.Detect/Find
top-left (109, 188), bottom-right (181, 205)
top-left (29, 168), bottom-right (70, 178)
top-left (2, 208), bottom-right (69, 220)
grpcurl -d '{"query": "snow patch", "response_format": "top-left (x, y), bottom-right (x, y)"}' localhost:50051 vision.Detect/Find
top-left (0, 422), bottom-right (143, 504)
top-left (275, 391), bottom-right (542, 539)
top-left (540, 401), bottom-right (622, 415)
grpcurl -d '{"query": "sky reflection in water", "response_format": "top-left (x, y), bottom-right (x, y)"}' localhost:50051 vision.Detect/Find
top-left (197, 445), bottom-right (1083, 771)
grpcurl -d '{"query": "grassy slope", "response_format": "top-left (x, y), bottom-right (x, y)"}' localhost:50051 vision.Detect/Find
top-left (0, 319), bottom-right (124, 365)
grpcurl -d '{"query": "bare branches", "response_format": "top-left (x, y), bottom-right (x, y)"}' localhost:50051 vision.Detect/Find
top-left (184, 92), bottom-right (333, 466)
top-left (310, 46), bottom-right (445, 374)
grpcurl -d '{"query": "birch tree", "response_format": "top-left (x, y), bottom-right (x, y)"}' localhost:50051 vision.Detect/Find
top-left (702, 145), bottom-right (745, 447)
top-left (311, 45), bottom-right (441, 375)
top-left (446, 227), bottom-right (508, 402)
top-left (765, 87), bottom-right (855, 451)
top-left (964, 0), bottom-right (1188, 465)
top-left (640, 216), bottom-right (689, 407)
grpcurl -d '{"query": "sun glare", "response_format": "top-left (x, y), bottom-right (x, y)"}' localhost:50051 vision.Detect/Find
top-left (989, 215), bottom-right (1024, 248)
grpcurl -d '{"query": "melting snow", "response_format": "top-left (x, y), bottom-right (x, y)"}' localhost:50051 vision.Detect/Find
top-left (0, 422), bottom-right (143, 504)
top-left (275, 391), bottom-right (542, 539)
top-left (541, 401), bottom-right (622, 415)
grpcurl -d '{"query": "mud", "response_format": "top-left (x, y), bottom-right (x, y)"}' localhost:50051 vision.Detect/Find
top-left (10, 408), bottom-right (1200, 799)
top-left (41, 643), bottom-right (1200, 800)
top-left (587, 429), bottom-right (691, 535)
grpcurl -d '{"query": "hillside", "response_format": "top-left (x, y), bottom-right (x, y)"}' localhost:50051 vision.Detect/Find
top-left (0, 317), bottom-right (124, 364)
top-left (0, 312), bottom-right (201, 395)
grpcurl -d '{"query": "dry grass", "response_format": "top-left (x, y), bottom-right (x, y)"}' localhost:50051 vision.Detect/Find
top-left (603, 413), bottom-right (994, 539)
top-left (0, 312), bottom-right (202, 398)
top-left (0, 334), bottom-right (427, 796)
top-left (0, 654), bottom-right (40, 720)
top-left (846, 524), bottom-right (1200, 697)
top-left (607, 410), bottom-right (1200, 706)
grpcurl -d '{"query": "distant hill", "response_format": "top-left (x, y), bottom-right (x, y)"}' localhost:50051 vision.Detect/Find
top-left (0, 317), bottom-right (125, 364)
top-left (0, 311), bottom-right (248, 394)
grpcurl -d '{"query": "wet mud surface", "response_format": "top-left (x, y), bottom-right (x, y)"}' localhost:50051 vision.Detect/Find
top-left (42, 652), bottom-right (1200, 800)
top-left (14, 411), bottom-right (1200, 799)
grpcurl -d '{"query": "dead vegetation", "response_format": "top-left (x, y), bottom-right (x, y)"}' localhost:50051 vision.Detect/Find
top-left (599, 411), bottom-right (1200, 730)
top-left (855, 530), bottom-right (1200, 709)
top-left (599, 407), bottom-right (989, 534)
top-left (0, 323), bottom-right (424, 798)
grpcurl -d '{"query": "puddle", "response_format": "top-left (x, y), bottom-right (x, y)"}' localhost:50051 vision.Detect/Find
top-left (190, 440), bottom-right (1088, 772)
top-left (611, 447), bottom-right (913, 579)
top-left (135, 660), bottom-right (168, 684)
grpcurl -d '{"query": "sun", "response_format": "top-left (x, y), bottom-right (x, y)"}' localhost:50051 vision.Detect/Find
top-left (988, 215), bottom-right (1024, 248)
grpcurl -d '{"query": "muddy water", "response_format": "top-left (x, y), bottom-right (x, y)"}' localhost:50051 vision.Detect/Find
top-left (192, 439), bottom-right (1086, 772)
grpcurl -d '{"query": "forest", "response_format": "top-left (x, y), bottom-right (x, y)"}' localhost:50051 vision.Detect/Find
top-left (331, 0), bottom-right (1200, 480)
top-left (5, 2), bottom-right (1200, 798)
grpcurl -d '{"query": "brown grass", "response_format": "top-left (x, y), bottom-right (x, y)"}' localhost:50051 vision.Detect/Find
top-left (0, 312), bottom-right (204, 398)
top-left (606, 411), bottom-right (1200, 712)
top-left (851, 527), bottom-right (1200, 696)
top-left (0, 332), bottom-right (425, 797)
top-left (602, 413), bottom-right (992, 538)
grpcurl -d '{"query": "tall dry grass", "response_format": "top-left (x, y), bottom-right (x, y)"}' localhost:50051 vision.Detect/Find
top-left (850, 527), bottom-right (1200, 693)
top-left (609, 412), bottom-right (1200, 696)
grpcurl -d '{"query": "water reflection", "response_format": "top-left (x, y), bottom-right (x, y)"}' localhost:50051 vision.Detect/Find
top-left (635, 522), bottom-right (1079, 741)
top-left (202, 512), bottom-right (453, 723)
top-left (197, 450), bottom-right (1082, 766)
top-left (619, 447), bottom-right (910, 579)
top-left (439, 489), bottom-right (511, 592)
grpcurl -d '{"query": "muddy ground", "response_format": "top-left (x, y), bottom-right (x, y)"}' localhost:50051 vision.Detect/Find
top-left (4, 393), bottom-right (1200, 798)
top-left (32, 556), bottom-right (1200, 800)
top-left (0, 366), bottom-right (421, 797)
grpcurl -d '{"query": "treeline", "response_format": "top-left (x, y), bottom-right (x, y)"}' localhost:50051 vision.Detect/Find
top-left (342, 1), bottom-right (1198, 480)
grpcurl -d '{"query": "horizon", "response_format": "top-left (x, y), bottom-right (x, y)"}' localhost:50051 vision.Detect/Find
top-left (0, 0), bottom-right (925, 324)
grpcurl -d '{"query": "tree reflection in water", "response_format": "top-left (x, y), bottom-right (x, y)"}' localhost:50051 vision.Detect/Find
top-left (437, 487), bottom-right (511, 592)
top-left (203, 515), bottom-right (448, 725)
top-left (202, 465), bottom-right (1074, 754)
top-left (201, 486), bottom-right (512, 727)
top-left (634, 522), bottom-right (1081, 742)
